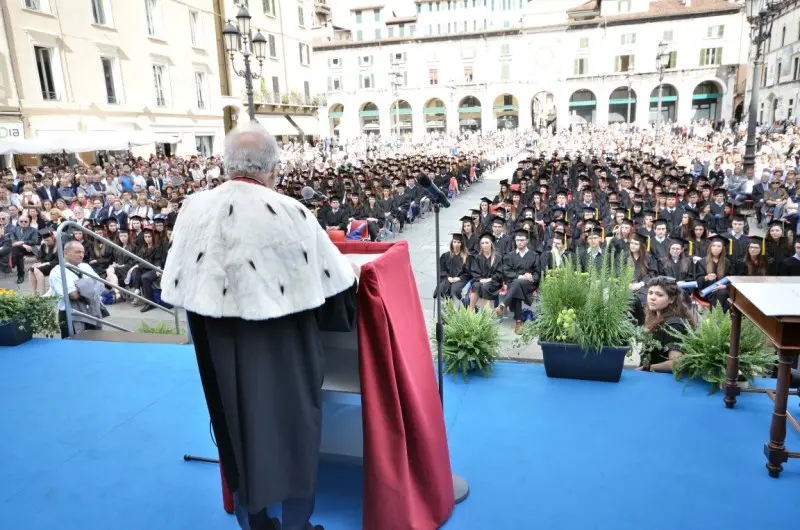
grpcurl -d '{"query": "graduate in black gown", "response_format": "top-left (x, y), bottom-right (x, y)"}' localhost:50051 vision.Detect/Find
top-left (637, 277), bottom-right (695, 373)
top-left (460, 216), bottom-right (479, 255)
top-left (468, 233), bottom-right (503, 310)
top-left (496, 229), bottom-right (540, 334)
top-left (696, 234), bottom-right (733, 312)
top-left (626, 233), bottom-right (658, 325)
top-left (657, 238), bottom-right (697, 282)
top-left (319, 196), bottom-right (349, 231)
top-left (765, 220), bottom-right (794, 273)
top-left (540, 232), bottom-right (571, 273)
top-left (649, 219), bottom-right (670, 260)
top-left (782, 239), bottom-right (800, 276)
top-left (724, 213), bottom-right (750, 262)
top-left (434, 233), bottom-right (470, 301)
top-left (578, 227), bottom-right (608, 273)
top-left (736, 236), bottom-right (771, 277)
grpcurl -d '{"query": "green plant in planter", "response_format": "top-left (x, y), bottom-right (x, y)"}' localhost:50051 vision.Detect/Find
top-left (517, 252), bottom-right (637, 352)
top-left (138, 321), bottom-right (183, 335)
top-left (0, 289), bottom-right (60, 337)
top-left (671, 308), bottom-right (775, 393)
top-left (431, 300), bottom-right (500, 382)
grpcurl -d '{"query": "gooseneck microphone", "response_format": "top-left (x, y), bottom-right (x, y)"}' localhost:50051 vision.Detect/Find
top-left (301, 186), bottom-right (328, 201)
top-left (416, 173), bottom-right (450, 208)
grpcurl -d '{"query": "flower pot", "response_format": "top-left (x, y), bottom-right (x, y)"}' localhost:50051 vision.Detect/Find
top-left (0, 320), bottom-right (32, 347)
top-left (540, 342), bottom-right (629, 383)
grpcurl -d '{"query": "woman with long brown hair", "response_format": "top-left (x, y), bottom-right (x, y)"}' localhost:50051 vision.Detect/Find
top-left (627, 233), bottom-right (658, 324)
top-left (670, 211), bottom-right (695, 239)
top-left (638, 276), bottom-right (695, 373)
top-left (737, 237), bottom-right (770, 276)
top-left (696, 234), bottom-right (732, 312)
top-left (468, 233), bottom-right (503, 310)
top-left (434, 233), bottom-right (471, 301)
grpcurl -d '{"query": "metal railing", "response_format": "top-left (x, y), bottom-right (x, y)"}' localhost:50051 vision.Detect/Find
top-left (55, 221), bottom-right (181, 337)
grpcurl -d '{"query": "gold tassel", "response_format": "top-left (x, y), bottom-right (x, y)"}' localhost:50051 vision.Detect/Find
top-left (655, 210), bottom-right (659, 220)
top-left (595, 208), bottom-right (598, 220)
top-left (563, 232), bottom-right (567, 247)
top-left (647, 236), bottom-right (651, 253)
top-left (565, 211), bottom-right (568, 221)
top-left (728, 238), bottom-right (733, 256)
top-left (601, 227), bottom-right (605, 240)
top-left (627, 209), bottom-right (631, 219)
top-left (761, 237), bottom-right (766, 256)
top-left (689, 241), bottom-right (693, 256)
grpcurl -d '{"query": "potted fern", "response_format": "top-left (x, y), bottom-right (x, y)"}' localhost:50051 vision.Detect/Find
top-left (671, 307), bottom-right (775, 393)
top-left (517, 252), bottom-right (637, 382)
top-left (433, 300), bottom-right (500, 382)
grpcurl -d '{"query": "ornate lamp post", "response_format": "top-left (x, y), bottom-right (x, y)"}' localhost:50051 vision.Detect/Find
top-left (222, 6), bottom-right (267, 122)
top-left (654, 41), bottom-right (670, 145)
top-left (625, 67), bottom-right (635, 124)
top-left (743, 0), bottom-right (780, 174)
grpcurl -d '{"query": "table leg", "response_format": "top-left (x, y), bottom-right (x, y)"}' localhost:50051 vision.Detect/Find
top-left (724, 304), bottom-right (742, 409)
top-left (765, 350), bottom-right (792, 478)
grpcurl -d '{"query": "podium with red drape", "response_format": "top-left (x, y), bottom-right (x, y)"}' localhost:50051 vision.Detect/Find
top-left (219, 241), bottom-right (455, 529)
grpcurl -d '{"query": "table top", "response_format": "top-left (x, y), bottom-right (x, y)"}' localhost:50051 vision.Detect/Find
top-left (728, 276), bottom-right (800, 317)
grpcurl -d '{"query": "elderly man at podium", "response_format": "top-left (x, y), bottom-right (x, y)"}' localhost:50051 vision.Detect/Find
top-left (160, 122), bottom-right (360, 530)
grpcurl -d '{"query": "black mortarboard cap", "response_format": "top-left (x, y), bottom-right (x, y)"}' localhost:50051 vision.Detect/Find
top-left (480, 197), bottom-right (492, 204)
top-left (632, 233), bottom-right (650, 246)
top-left (38, 227), bottom-right (54, 237)
top-left (459, 216), bottom-right (473, 223)
top-left (586, 227), bottom-right (604, 238)
top-left (731, 213), bottom-right (746, 223)
top-left (491, 215), bottom-right (507, 225)
top-left (479, 232), bottom-right (496, 243)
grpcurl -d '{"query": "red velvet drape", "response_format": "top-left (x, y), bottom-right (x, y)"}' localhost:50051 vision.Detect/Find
top-left (338, 241), bottom-right (455, 529)
top-left (218, 241), bottom-right (455, 528)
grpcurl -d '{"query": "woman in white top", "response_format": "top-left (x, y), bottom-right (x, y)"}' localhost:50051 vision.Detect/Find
top-left (127, 194), bottom-right (153, 222)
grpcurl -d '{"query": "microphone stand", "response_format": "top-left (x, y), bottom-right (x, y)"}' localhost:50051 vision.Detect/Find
top-left (433, 202), bottom-right (470, 504)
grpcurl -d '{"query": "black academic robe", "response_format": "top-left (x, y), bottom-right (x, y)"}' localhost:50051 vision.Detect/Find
top-left (649, 237), bottom-right (670, 261)
top-left (696, 258), bottom-right (732, 311)
top-left (727, 233), bottom-right (749, 262)
top-left (434, 252), bottom-right (470, 299)
top-left (782, 255), bottom-right (800, 276)
top-left (85, 242), bottom-right (114, 277)
top-left (658, 208), bottom-right (682, 232)
top-left (320, 208), bottom-right (349, 231)
top-left (540, 249), bottom-right (572, 274)
top-left (187, 282), bottom-right (358, 515)
top-left (494, 234), bottom-right (514, 256)
top-left (469, 253), bottom-right (503, 299)
top-left (658, 257), bottom-right (696, 282)
top-left (464, 233), bottom-right (479, 255)
top-left (501, 249), bottom-right (539, 304)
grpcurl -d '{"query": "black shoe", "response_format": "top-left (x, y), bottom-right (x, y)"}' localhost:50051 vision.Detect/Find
top-left (140, 305), bottom-right (153, 313)
top-left (16, 276), bottom-right (24, 284)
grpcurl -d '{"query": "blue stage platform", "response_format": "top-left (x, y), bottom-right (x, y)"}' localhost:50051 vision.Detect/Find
top-left (1, 339), bottom-right (798, 530)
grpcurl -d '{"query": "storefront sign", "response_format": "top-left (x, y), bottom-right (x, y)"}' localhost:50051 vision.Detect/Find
top-left (0, 122), bottom-right (23, 139)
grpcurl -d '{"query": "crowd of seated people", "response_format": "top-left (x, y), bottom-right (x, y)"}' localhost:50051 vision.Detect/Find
top-left (435, 124), bottom-right (800, 341)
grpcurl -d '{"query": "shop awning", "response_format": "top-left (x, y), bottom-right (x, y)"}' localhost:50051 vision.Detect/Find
top-left (289, 115), bottom-right (322, 137)
top-left (0, 131), bottom-right (184, 155)
top-left (256, 115), bottom-right (300, 136)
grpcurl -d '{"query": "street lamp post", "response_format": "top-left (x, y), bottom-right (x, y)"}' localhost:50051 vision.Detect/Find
top-left (744, 0), bottom-right (780, 174)
top-left (654, 41), bottom-right (670, 145)
top-left (222, 6), bottom-right (267, 122)
top-left (625, 67), bottom-right (634, 124)
top-left (389, 65), bottom-right (402, 139)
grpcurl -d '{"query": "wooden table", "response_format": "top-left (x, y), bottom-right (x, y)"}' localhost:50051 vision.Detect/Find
top-left (724, 276), bottom-right (800, 478)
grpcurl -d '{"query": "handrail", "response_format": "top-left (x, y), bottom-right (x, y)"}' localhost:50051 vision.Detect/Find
top-left (55, 221), bottom-right (181, 337)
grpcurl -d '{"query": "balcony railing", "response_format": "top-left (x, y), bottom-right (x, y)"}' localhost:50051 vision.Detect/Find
top-left (250, 90), bottom-right (327, 107)
top-left (314, 0), bottom-right (331, 13)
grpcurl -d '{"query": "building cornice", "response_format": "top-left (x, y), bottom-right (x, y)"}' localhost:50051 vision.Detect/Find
top-left (568, 4), bottom-right (742, 29)
top-left (314, 5), bottom-right (741, 52)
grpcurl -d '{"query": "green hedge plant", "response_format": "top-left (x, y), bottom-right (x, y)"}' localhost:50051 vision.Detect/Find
top-left (0, 289), bottom-right (59, 337)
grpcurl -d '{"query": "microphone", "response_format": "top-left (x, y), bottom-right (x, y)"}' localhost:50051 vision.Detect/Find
top-left (416, 173), bottom-right (450, 208)
top-left (301, 186), bottom-right (327, 201)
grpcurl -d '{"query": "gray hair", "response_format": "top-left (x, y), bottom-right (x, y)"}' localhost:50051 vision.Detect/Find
top-left (223, 121), bottom-right (280, 179)
top-left (64, 241), bottom-right (84, 253)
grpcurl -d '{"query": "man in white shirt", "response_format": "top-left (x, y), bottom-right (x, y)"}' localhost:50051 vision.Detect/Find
top-left (48, 241), bottom-right (96, 338)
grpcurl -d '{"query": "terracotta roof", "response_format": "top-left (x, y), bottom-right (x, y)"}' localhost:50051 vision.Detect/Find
top-left (605, 0), bottom-right (740, 23)
top-left (386, 16), bottom-right (417, 25)
top-left (567, 0), bottom-right (599, 14)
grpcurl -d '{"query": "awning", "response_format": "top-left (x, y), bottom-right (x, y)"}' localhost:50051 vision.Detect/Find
top-left (289, 115), bottom-right (322, 136)
top-left (257, 115), bottom-right (300, 136)
top-left (0, 131), bottom-right (184, 155)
